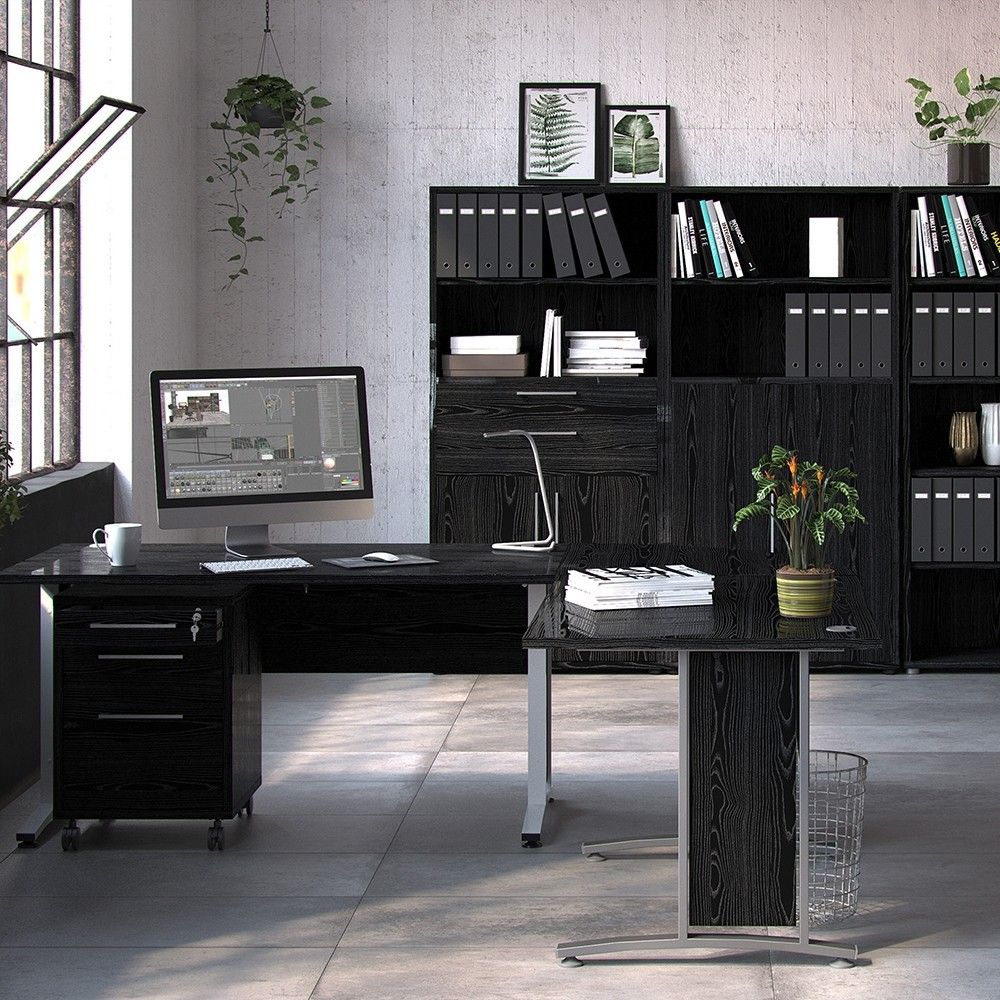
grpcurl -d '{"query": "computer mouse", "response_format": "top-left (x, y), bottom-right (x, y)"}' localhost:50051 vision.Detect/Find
top-left (362, 551), bottom-right (400, 563)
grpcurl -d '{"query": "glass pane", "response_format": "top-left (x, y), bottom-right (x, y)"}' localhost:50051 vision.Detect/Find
top-left (8, 0), bottom-right (26, 60)
top-left (7, 62), bottom-right (47, 183)
top-left (7, 344), bottom-right (26, 476)
top-left (6, 220), bottom-right (45, 340)
top-left (31, 340), bottom-right (46, 469)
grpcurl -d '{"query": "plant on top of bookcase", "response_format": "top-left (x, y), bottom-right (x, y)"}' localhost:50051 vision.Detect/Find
top-left (733, 446), bottom-right (865, 617)
top-left (0, 435), bottom-right (26, 531)
top-left (907, 69), bottom-right (1000, 183)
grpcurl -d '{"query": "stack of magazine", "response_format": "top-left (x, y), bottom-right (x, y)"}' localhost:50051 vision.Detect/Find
top-left (565, 565), bottom-right (715, 610)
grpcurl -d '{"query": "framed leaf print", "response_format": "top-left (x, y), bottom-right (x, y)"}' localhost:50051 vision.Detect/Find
top-left (518, 82), bottom-right (602, 184)
top-left (607, 105), bottom-right (670, 185)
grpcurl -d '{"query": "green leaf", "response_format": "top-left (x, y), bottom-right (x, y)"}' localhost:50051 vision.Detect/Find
top-left (310, 95), bottom-right (332, 108)
top-left (775, 496), bottom-right (799, 520)
top-left (306, 158), bottom-right (318, 166)
top-left (955, 67), bottom-right (971, 96)
top-left (770, 445), bottom-right (792, 466)
top-left (306, 116), bottom-right (324, 126)
top-left (270, 185), bottom-right (290, 196)
top-left (243, 142), bottom-right (260, 156)
top-left (906, 77), bottom-right (931, 91)
top-left (227, 216), bottom-right (245, 230)
top-left (206, 176), bottom-right (215, 182)
top-left (929, 125), bottom-right (946, 141)
top-left (227, 254), bottom-right (242, 261)
top-left (239, 268), bottom-right (248, 274)
top-left (732, 502), bottom-right (768, 531)
top-left (285, 164), bottom-right (300, 181)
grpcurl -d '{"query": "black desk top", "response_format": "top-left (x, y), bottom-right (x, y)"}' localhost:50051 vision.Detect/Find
top-left (523, 543), bottom-right (880, 651)
top-left (0, 543), bottom-right (566, 586)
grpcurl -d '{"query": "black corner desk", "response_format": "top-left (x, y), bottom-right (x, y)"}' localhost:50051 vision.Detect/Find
top-left (1, 541), bottom-right (879, 965)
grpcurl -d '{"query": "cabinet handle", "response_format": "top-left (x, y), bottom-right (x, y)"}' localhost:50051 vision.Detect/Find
top-left (515, 390), bottom-right (578, 397)
top-left (555, 491), bottom-right (560, 544)
top-left (90, 623), bottom-right (177, 630)
top-left (769, 494), bottom-right (776, 554)
top-left (97, 713), bottom-right (184, 720)
top-left (533, 492), bottom-right (540, 541)
top-left (97, 654), bottom-right (184, 661)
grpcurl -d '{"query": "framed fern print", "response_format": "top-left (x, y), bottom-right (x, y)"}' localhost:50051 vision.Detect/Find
top-left (518, 82), bottom-right (602, 184)
top-left (607, 105), bottom-right (670, 185)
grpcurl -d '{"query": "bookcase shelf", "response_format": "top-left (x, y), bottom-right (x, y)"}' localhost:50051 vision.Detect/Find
top-left (672, 277), bottom-right (892, 287)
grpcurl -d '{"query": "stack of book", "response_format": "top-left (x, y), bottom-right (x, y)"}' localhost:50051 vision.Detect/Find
top-left (912, 194), bottom-right (1000, 278)
top-left (538, 309), bottom-right (563, 376)
top-left (564, 565), bottom-right (715, 610)
top-left (672, 198), bottom-right (757, 278)
top-left (563, 330), bottom-right (646, 376)
top-left (443, 335), bottom-right (528, 377)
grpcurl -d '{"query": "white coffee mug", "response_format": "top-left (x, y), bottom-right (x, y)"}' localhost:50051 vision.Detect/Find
top-left (93, 523), bottom-right (142, 567)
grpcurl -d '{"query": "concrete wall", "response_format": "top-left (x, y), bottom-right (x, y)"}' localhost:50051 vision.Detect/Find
top-left (189, 0), bottom-right (997, 544)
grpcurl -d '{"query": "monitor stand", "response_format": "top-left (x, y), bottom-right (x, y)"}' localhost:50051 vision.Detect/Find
top-left (224, 524), bottom-right (294, 559)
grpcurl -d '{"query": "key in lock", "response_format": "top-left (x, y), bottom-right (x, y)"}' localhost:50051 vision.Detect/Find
top-left (191, 608), bottom-right (203, 642)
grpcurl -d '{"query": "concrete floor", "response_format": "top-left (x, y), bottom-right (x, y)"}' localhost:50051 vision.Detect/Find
top-left (0, 671), bottom-right (997, 999)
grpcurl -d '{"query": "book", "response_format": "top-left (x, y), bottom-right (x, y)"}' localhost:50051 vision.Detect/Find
top-left (562, 367), bottom-right (642, 376)
top-left (699, 199), bottom-right (726, 277)
top-left (552, 313), bottom-right (562, 377)
top-left (539, 309), bottom-right (554, 376)
top-left (566, 337), bottom-right (644, 349)
top-left (714, 200), bottom-right (744, 277)
top-left (442, 354), bottom-right (528, 376)
top-left (565, 564), bottom-right (715, 610)
top-left (450, 335), bottom-right (521, 354)
top-left (925, 197), bottom-right (945, 275)
top-left (937, 194), bottom-right (963, 276)
top-left (916, 196), bottom-right (936, 277)
top-left (689, 199), bottom-right (713, 276)
top-left (947, 194), bottom-right (974, 275)
top-left (721, 202), bottom-right (757, 274)
top-left (564, 330), bottom-right (637, 338)
top-left (670, 213), bottom-right (680, 278)
top-left (565, 588), bottom-right (713, 610)
top-left (967, 196), bottom-right (1000, 274)
top-left (705, 200), bottom-right (733, 277)
top-left (910, 209), bottom-right (921, 277)
top-left (956, 195), bottom-right (988, 277)
top-left (567, 349), bottom-right (646, 360)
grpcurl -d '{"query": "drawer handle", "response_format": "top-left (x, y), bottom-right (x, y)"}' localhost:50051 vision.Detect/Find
top-left (97, 713), bottom-right (184, 720)
top-left (90, 623), bottom-right (178, 630)
top-left (97, 654), bottom-right (184, 661)
top-left (515, 390), bottom-right (578, 397)
top-left (483, 430), bottom-right (578, 438)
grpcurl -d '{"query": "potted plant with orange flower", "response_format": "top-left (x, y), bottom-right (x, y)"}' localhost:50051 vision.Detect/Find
top-left (732, 445), bottom-right (866, 617)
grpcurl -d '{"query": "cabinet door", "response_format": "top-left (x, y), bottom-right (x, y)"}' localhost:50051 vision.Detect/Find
top-left (552, 472), bottom-right (655, 544)
top-left (431, 474), bottom-right (538, 544)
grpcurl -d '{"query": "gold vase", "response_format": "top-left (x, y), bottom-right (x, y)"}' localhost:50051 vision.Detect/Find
top-left (949, 411), bottom-right (979, 466)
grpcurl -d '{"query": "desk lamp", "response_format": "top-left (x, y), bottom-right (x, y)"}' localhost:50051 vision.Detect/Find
top-left (483, 430), bottom-right (555, 552)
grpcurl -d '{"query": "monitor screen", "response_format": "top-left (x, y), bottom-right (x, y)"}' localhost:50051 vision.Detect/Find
top-left (150, 367), bottom-right (373, 511)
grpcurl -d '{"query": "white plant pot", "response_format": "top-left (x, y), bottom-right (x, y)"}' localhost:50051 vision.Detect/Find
top-left (981, 403), bottom-right (1000, 466)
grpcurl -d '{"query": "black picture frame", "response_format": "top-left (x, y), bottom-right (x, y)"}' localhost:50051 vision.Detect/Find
top-left (606, 104), bottom-right (671, 185)
top-left (518, 82), bottom-right (603, 185)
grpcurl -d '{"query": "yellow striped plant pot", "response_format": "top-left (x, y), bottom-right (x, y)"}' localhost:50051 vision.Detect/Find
top-left (775, 568), bottom-right (836, 618)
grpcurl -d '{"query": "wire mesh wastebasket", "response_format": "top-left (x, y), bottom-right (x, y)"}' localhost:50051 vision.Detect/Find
top-left (796, 750), bottom-right (868, 926)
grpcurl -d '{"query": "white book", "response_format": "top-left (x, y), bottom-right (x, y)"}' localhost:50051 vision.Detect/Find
top-left (670, 213), bottom-right (679, 278)
top-left (808, 217), bottom-right (844, 277)
top-left (565, 330), bottom-right (637, 338)
top-left (569, 565), bottom-right (715, 590)
top-left (553, 314), bottom-right (562, 377)
top-left (568, 347), bottom-right (646, 357)
top-left (565, 588), bottom-right (713, 610)
top-left (956, 195), bottom-right (989, 277)
top-left (539, 309), bottom-right (554, 376)
top-left (676, 201), bottom-right (695, 277)
top-left (562, 368), bottom-right (642, 376)
top-left (714, 201), bottom-right (744, 277)
top-left (565, 360), bottom-right (643, 369)
top-left (568, 338), bottom-right (645, 349)
top-left (910, 209), bottom-right (921, 277)
top-left (450, 335), bottom-right (520, 352)
top-left (705, 200), bottom-right (733, 277)
top-left (917, 196), bottom-right (936, 277)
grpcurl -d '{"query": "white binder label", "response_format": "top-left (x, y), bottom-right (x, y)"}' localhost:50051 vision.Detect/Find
top-left (501, 208), bottom-right (516, 215)
top-left (958, 307), bottom-right (972, 313)
top-left (876, 308), bottom-right (889, 314)
top-left (525, 208), bottom-right (540, 215)
top-left (855, 308), bottom-right (869, 314)
top-left (789, 308), bottom-right (803, 314)
top-left (915, 492), bottom-right (929, 499)
top-left (935, 307), bottom-right (949, 313)
top-left (978, 493), bottom-right (992, 499)
top-left (979, 307), bottom-right (993, 313)
top-left (593, 208), bottom-right (608, 217)
top-left (916, 307), bottom-right (930, 313)
top-left (570, 208), bottom-right (585, 216)
top-left (935, 492), bottom-right (949, 499)
top-left (957, 492), bottom-right (971, 499)
top-left (459, 208), bottom-right (474, 215)
top-left (481, 208), bottom-right (495, 215)
top-left (439, 208), bottom-right (453, 215)
top-left (547, 208), bottom-right (562, 216)
top-left (834, 308), bottom-right (847, 314)
top-left (812, 308), bottom-right (827, 315)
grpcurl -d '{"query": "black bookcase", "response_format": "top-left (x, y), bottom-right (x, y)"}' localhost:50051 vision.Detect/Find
top-left (429, 182), bottom-right (1000, 670)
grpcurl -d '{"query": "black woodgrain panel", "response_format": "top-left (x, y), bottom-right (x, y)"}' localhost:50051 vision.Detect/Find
top-left (55, 606), bottom-right (223, 646)
top-left (432, 475), bottom-right (538, 544)
top-left (434, 381), bottom-right (657, 422)
top-left (689, 650), bottom-right (798, 927)
top-left (553, 473), bottom-right (654, 546)
top-left (669, 382), bottom-right (898, 664)
top-left (229, 590), bottom-right (262, 811)
top-left (255, 584), bottom-right (527, 674)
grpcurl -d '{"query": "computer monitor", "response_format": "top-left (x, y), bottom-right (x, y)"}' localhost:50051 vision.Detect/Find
top-left (150, 366), bottom-right (374, 557)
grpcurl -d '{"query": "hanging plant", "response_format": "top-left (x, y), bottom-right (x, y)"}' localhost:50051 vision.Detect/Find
top-left (206, 2), bottom-right (331, 288)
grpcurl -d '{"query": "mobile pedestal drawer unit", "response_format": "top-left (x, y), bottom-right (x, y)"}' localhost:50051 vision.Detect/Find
top-left (53, 584), bottom-right (261, 851)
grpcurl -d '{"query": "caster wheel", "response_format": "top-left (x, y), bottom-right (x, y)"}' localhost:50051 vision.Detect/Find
top-left (585, 852), bottom-right (606, 862)
top-left (521, 837), bottom-right (542, 849)
top-left (60, 827), bottom-right (80, 852)
top-left (208, 821), bottom-right (225, 851)
top-left (829, 958), bottom-right (855, 969)
top-left (245, 796), bottom-right (253, 817)
top-left (560, 957), bottom-right (584, 967)
top-left (548, 797), bottom-right (555, 803)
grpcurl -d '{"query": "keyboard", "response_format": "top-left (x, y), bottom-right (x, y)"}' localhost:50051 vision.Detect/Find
top-left (200, 557), bottom-right (313, 574)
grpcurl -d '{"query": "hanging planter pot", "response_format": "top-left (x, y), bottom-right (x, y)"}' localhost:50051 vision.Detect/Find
top-left (205, 0), bottom-right (331, 288)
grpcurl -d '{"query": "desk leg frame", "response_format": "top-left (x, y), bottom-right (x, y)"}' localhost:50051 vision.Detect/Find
top-left (522, 584), bottom-right (552, 847)
top-left (16, 585), bottom-right (58, 847)
top-left (556, 650), bottom-right (859, 967)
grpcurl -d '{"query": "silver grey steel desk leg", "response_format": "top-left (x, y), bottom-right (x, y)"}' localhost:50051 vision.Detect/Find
top-left (522, 584), bottom-right (552, 847)
top-left (16, 585), bottom-right (58, 847)
top-left (557, 649), bottom-right (859, 967)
